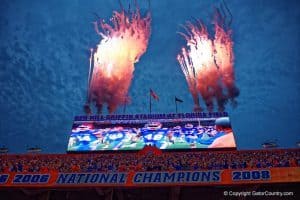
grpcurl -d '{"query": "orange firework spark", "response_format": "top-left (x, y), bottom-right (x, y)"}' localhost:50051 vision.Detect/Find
top-left (177, 4), bottom-right (239, 112)
top-left (87, 3), bottom-right (151, 114)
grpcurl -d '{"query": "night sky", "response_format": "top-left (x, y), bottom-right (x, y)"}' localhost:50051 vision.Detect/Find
top-left (0, 0), bottom-right (299, 153)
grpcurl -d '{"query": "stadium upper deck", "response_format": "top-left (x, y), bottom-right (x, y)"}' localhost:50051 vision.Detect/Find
top-left (1, 148), bottom-right (299, 200)
top-left (1, 148), bottom-right (299, 173)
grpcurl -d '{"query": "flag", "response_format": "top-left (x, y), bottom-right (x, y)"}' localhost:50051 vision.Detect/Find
top-left (150, 89), bottom-right (159, 100)
top-left (175, 96), bottom-right (183, 103)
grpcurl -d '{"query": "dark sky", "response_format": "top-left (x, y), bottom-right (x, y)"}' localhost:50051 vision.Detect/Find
top-left (0, 0), bottom-right (299, 153)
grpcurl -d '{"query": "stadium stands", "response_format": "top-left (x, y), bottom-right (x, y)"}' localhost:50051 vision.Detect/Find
top-left (1, 148), bottom-right (299, 200)
top-left (1, 149), bottom-right (299, 173)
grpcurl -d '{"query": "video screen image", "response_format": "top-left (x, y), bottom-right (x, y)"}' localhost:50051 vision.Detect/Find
top-left (67, 117), bottom-right (236, 151)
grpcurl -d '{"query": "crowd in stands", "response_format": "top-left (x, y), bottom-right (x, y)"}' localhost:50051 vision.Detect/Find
top-left (0, 149), bottom-right (299, 173)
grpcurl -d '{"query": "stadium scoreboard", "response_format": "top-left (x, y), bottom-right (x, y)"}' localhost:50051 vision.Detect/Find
top-left (67, 112), bottom-right (237, 152)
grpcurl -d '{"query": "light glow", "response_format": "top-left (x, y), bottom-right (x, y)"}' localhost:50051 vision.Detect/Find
top-left (88, 5), bottom-right (151, 114)
top-left (177, 8), bottom-right (239, 112)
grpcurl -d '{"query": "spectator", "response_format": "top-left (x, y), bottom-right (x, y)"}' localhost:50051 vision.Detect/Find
top-left (0, 149), bottom-right (299, 173)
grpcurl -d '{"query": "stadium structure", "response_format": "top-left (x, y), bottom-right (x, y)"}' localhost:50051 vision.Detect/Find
top-left (0, 1), bottom-right (299, 199)
top-left (0, 112), bottom-right (299, 200)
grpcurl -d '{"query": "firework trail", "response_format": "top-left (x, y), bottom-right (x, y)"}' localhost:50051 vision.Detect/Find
top-left (213, 5), bottom-right (240, 108)
top-left (177, 3), bottom-right (239, 112)
top-left (86, 2), bottom-right (151, 114)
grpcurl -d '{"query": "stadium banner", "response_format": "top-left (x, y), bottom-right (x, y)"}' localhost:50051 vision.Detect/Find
top-left (67, 112), bottom-right (236, 152)
top-left (0, 167), bottom-right (299, 187)
top-left (74, 112), bottom-right (228, 122)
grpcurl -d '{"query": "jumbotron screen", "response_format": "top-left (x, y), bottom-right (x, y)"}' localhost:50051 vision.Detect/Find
top-left (67, 113), bottom-right (236, 152)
